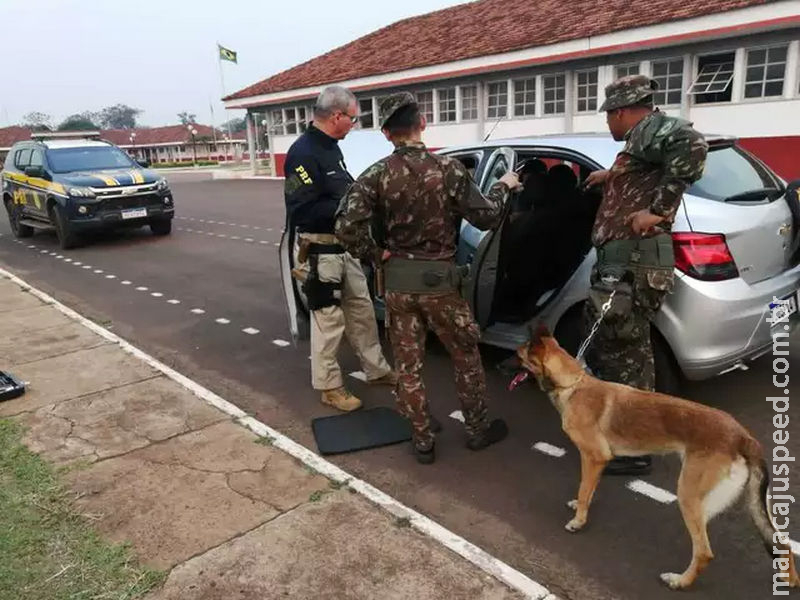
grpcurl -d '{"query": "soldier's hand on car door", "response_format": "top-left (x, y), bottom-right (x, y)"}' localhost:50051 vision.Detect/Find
top-left (500, 171), bottom-right (522, 191)
top-left (625, 209), bottom-right (664, 235)
top-left (583, 169), bottom-right (609, 189)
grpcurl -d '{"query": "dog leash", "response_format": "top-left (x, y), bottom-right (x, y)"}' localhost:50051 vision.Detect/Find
top-left (575, 288), bottom-right (617, 371)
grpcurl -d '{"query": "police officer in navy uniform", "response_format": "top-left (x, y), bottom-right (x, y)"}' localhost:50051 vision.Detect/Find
top-left (284, 85), bottom-right (396, 412)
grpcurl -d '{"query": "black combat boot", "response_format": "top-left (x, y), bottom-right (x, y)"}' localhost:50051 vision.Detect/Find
top-left (413, 443), bottom-right (435, 465)
top-left (603, 455), bottom-right (652, 476)
top-left (466, 419), bottom-right (509, 451)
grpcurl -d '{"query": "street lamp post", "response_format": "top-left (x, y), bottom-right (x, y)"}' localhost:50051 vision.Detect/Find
top-left (188, 125), bottom-right (198, 166)
top-left (129, 132), bottom-right (137, 161)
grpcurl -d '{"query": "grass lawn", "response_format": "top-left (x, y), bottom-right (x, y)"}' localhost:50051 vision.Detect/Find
top-left (0, 420), bottom-right (163, 599)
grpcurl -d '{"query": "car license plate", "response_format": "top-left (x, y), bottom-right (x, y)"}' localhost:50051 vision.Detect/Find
top-left (771, 291), bottom-right (798, 323)
top-left (121, 208), bottom-right (147, 220)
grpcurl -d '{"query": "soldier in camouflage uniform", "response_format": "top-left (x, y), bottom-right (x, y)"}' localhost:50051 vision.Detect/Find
top-left (335, 92), bottom-right (521, 464)
top-left (584, 74), bottom-right (709, 475)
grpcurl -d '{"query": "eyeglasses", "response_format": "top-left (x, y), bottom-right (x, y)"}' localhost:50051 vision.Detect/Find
top-left (338, 111), bottom-right (359, 124)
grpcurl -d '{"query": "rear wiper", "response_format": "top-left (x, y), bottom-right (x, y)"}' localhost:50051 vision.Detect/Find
top-left (722, 187), bottom-right (782, 202)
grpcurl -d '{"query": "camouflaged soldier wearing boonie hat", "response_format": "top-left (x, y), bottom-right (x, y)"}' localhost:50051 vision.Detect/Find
top-left (599, 74), bottom-right (659, 112)
top-left (379, 92), bottom-right (417, 129)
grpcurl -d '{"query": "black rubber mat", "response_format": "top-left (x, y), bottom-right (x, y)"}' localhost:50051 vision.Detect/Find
top-left (311, 406), bottom-right (412, 455)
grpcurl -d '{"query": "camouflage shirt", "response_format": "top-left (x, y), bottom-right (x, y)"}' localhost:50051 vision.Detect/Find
top-left (335, 141), bottom-right (509, 261)
top-left (592, 110), bottom-right (708, 247)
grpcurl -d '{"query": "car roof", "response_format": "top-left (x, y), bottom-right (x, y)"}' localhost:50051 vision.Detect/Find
top-left (39, 139), bottom-right (112, 149)
top-left (442, 132), bottom-right (736, 169)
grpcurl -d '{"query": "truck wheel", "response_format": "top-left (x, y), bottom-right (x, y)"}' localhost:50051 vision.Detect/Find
top-left (5, 199), bottom-right (34, 238)
top-left (50, 205), bottom-right (80, 249)
top-left (150, 219), bottom-right (172, 236)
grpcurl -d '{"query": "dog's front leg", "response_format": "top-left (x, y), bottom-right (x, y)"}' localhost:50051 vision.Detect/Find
top-left (566, 452), bottom-right (607, 532)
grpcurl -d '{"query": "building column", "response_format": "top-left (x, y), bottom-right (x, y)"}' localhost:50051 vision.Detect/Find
top-left (731, 47), bottom-right (746, 104)
top-left (564, 69), bottom-right (574, 134)
top-left (266, 109), bottom-right (276, 176)
top-left (680, 54), bottom-right (693, 120)
top-left (246, 112), bottom-right (257, 173)
top-left (785, 40), bottom-right (800, 101)
top-left (477, 81), bottom-right (486, 141)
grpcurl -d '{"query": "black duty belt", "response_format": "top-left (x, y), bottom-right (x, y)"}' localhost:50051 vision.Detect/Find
top-left (308, 243), bottom-right (345, 255)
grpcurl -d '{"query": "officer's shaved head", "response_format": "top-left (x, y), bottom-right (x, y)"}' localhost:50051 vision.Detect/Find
top-left (314, 86), bottom-right (357, 119)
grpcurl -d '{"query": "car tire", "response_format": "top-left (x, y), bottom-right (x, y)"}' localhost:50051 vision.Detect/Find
top-left (652, 329), bottom-right (683, 396)
top-left (150, 219), bottom-right (172, 236)
top-left (4, 198), bottom-right (34, 238)
top-left (50, 205), bottom-right (80, 250)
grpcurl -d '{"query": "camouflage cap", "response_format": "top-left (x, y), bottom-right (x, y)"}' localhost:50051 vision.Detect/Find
top-left (379, 92), bottom-right (417, 129)
top-left (599, 75), bottom-right (659, 112)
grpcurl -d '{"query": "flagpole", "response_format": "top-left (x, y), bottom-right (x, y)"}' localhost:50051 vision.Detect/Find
top-left (217, 42), bottom-right (233, 141)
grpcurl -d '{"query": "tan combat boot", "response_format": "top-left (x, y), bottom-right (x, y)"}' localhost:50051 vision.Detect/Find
top-left (368, 370), bottom-right (399, 386)
top-left (321, 387), bottom-right (362, 412)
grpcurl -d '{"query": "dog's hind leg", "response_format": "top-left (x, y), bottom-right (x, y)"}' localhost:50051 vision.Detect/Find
top-left (660, 454), bottom-right (732, 590)
top-left (566, 451), bottom-right (608, 532)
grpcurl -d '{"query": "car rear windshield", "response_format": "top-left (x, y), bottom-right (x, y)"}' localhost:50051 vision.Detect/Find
top-left (687, 144), bottom-right (781, 202)
top-left (46, 146), bottom-right (136, 173)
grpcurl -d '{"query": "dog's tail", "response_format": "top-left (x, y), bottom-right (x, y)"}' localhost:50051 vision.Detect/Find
top-left (741, 435), bottom-right (800, 588)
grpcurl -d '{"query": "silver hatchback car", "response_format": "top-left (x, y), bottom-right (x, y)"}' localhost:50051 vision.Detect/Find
top-left (280, 133), bottom-right (800, 393)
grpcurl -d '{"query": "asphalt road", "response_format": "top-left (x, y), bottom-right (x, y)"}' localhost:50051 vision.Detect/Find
top-left (1, 175), bottom-right (798, 600)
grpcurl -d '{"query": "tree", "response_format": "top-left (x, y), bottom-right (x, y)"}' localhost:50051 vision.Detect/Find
top-left (22, 111), bottom-right (52, 132)
top-left (58, 112), bottom-right (99, 131)
top-left (221, 117), bottom-right (247, 133)
top-left (97, 104), bottom-right (141, 129)
top-left (178, 111), bottom-right (197, 125)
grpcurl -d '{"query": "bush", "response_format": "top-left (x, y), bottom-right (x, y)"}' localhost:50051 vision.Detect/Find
top-left (151, 160), bottom-right (219, 169)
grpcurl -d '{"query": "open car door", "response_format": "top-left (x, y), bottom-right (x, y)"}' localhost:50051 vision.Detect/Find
top-left (278, 226), bottom-right (310, 344)
top-left (464, 146), bottom-right (517, 328)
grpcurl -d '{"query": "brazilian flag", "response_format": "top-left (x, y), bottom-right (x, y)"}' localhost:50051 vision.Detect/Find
top-left (219, 44), bottom-right (237, 63)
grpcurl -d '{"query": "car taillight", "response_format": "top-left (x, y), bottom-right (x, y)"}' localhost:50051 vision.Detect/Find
top-left (672, 232), bottom-right (739, 281)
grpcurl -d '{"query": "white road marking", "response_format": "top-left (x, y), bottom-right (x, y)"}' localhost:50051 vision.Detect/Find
top-left (207, 220), bottom-right (217, 224)
top-left (135, 286), bottom-right (148, 291)
top-left (216, 234), bottom-right (227, 238)
top-left (167, 299), bottom-right (181, 304)
top-left (627, 480), bottom-right (677, 504)
top-left (49, 252), bottom-right (57, 256)
top-left (242, 327), bottom-right (260, 335)
top-left (231, 236), bottom-right (241, 240)
top-left (82, 265), bottom-right (92, 270)
top-left (273, 243), bottom-right (280, 247)
top-left (28, 245), bottom-right (36, 248)
top-left (259, 240), bottom-right (268, 244)
top-left (272, 339), bottom-right (291, 347)
top-left (121, 280), bottom-right (132, 285)
top-left (245, 238), bottom-right (254, 243)
top-left (215, 318), bottom-right (230, 324)
top-left (349, 371), bottom-right (367, 382)
top-left (266, 228), bottom-right (273, 232)
top-left (40, 250), bottom-right (48, 254)
top-left (449, 410), bottom-right (465, 423)
top-left (72, 260), bottom-right (81, 265)
top-left (56, 255), bottom-right (63, 259)
top-left (0, 268), bottom-right (556, 600)
top-left (94, 269), bottom-right (103, 274)
top-left (191, 308), bottom-right (205, 315)
top-left (64, 258), bottom-right (72, 263)
top-left (151, 292), bottom-right (163, 297)
top-left (105, 275), bottom-right (116, 279)
top-left (532, 442), bottom-right (567, 458)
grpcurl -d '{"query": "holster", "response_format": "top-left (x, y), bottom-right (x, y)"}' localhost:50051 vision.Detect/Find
top-left (384, 257), bottom-right (469, 294)
top-left (301, 252), bottom-right (343, 311)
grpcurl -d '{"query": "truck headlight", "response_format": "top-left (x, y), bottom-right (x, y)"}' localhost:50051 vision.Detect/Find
top-left (156, 178), bottom-right (169, 191)
top-left (69, 187), bottom-right (96, 199)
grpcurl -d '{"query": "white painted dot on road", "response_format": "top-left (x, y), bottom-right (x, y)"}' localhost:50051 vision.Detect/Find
top-left (121, 280), bottom-right (132, 285)
top-left (72, 260), bottom-right (81, 265)
top-left (82, 265), bottom-right (92, 270)
top-left (93, 269), bottom-right (103, 274)
top-left (449, 410), bottom-right (465, 423)
top-left (349, 371), bottom-right (367, 382)
top-left (627, 480), bottom-right (677, 505)
top-left (240, 225), bottom-right (250, 228)
top-left (191, 308), bottom-right (205, 315)
top-left (273, 243), bottom-right (280, 247)
top-left (40, 249), bottom-right (48, 254)
top-left (56, 255), bottom-right (63, 259)
top-left (245, 238), bottom-right (254, 243)
top-left (532, 442), bottom-right (567, 458)
top-left (49, 252), bottom-right (57, 256)
top-left (151, 292), bottom-right (163, 298)
top-left (106, 275), bottom-right (116, 279)
top-left (207, 220), bottom-right (217, 224)
top-left (231, 236), bottom-right (241, 240)
top-left (28, 245), bottom-right (36, 249)
top-left (215, 318), bottom-right (231, 324)
top-left (242, 327), bottom-right (260, 335)
top-left (135, 286), bottom-right (148, 291)
top-left (259, 240), bottom-right (268, 244)
top-left (272, 339), bottom-right (291, 347)
top-left (216, 234), bottom-right (227, 238)
top-left (266, 228), bottom-right (273, 232)
top-left (167, 299), bottom-right (181, 305)
top-left (64, 258), bottom-right (72, 263)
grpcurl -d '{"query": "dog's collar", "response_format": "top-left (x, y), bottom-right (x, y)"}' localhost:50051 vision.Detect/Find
top-left (553, 371), bottom-right (585, 391)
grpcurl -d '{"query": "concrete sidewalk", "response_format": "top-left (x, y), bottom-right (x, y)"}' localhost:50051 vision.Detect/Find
top-left (0, 272), bottom-right (554, 599)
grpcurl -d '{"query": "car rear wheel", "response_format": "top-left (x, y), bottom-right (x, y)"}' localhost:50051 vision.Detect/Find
top-left (50, 205), bottom-right (80, 250)
top-left (5, 199), bottom-right (34, 238)
top-left (150, 219), bottom-right (172, 236)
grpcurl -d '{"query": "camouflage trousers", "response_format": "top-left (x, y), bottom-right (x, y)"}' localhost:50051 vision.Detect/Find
top-left (582, 265), bottom-right (672, 392)
top-left (386, 291), bottom-right (490, 450)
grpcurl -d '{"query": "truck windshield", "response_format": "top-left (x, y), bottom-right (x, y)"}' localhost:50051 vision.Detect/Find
top-left (46, 146), bottom-right (136, 173)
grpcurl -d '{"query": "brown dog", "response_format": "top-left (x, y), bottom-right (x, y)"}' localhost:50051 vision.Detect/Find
top-left (513, 325), bottom-right (799, 591)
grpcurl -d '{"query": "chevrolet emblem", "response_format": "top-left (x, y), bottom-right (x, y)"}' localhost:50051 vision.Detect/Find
top-left (121, 187), bottom-right (135, 195)
top-left (778, 223), bottom-right (792, 236)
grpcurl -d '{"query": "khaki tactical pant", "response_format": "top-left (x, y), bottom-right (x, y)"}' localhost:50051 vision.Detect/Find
top-left (295, 234), bottom-right (391, 391)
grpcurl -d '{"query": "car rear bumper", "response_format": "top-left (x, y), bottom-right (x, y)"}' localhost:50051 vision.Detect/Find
top-left (656, 263), bottom-right (800, 380)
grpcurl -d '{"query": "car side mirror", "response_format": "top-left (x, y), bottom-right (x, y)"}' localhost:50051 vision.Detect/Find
top-left (137, 159), bottom-right (150, 168)
top-left (24, 165), bottom-right (46, 178)
top-left (786, 180), bottom-right (800, 197)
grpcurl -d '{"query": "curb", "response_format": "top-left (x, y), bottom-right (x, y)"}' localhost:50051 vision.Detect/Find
top-left (0, 267), bottom-right (556, 600)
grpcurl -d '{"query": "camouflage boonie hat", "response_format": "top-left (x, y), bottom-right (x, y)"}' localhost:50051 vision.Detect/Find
top-left (599, 75), bottom-right (659, 112)
top-left (379, 92), bottom-right (417, 128)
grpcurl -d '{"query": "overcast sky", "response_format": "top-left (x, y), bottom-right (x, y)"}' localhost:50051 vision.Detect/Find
top-left (2, 0), bottom-right (469, 129)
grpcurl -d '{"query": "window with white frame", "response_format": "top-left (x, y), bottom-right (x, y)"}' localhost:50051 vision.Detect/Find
top-left (543, 74), bottom-right (566, 114)
top-left (415, 91), bottom-right (434, 122)
top-left (513, 78), bottom-right (536, 117)
top-left (575, 69), bottom-right (598, 113)
top-left (284, 108), bottom-right (297, 135)
top-left (270, 109), bottom-right (284, 135)
top-left (297, 107), bottom-right (307, 133)
top-left (486, 82), bottom-right (508, 119)
top-left (438, 87), bottom-right (457, 122)
top-left (615, 64), bottom-right (640, 79)
top-left (651, 59), bottom-right (684, 106)
top-left (688, 52), bottom-right (735, 104)
top-left (358, 98), bottom-right (373, 129)
top-left (460, 85), bottom-right (478, 121)
top-left (744, 45), bottom-right (787, 99)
